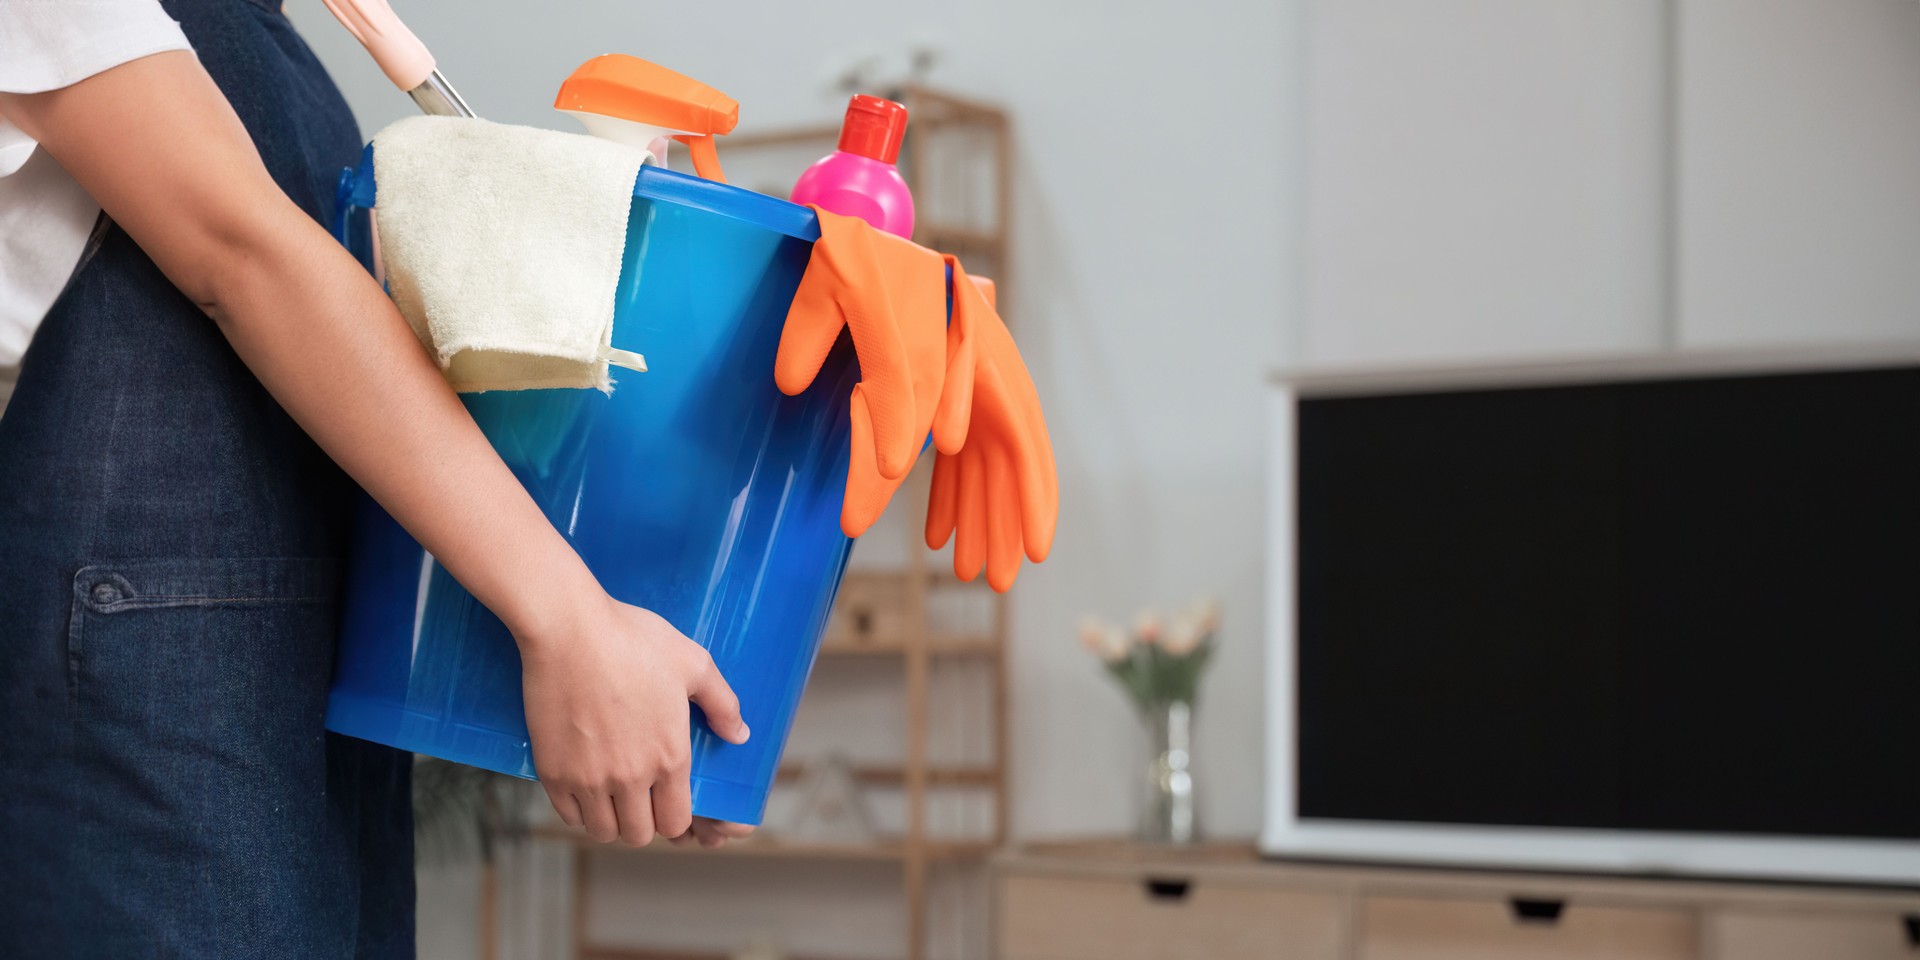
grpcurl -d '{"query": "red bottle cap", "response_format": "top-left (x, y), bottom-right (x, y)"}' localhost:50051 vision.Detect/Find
top-left (837, 95), bottom-right (908, 165)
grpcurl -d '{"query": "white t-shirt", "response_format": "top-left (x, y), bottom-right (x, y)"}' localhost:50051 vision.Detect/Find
top-left (0, 0), bottom-right (194, 415)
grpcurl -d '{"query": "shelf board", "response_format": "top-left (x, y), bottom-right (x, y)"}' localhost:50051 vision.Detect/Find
top-left (839, 567), bottom-right (1000, 589)
top-left (775, 762), bottom-right (999, 787)
top-left (817, 634), bottom-right (999, 657)
top-left (716, 124), bottom-right (840, 151)
top-left (541, 826), bottom-right (995, 862)
top-left (914, 223), bottom-right (1004, 252)
top-left (584, 946), bottom-right (858, 960)
top-left (904, 85), bottom-right (1011, 125)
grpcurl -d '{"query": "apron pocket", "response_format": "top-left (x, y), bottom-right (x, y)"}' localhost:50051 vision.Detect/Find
top-left (59, 557), bottom-right (355, 943)
top-left (66, 557), bottom-right (340, 723)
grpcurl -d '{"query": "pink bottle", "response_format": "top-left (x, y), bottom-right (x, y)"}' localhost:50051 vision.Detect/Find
top-left (791, 95), bottom-right (914, 238)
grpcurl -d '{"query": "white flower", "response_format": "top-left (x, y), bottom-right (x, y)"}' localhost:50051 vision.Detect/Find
top-left (1078, 615), bottom-right (1132, 663)
top-left (1161, 612), bottom-right (1206, 656)
top-left (1132, 609), bottom-right (1163, 647)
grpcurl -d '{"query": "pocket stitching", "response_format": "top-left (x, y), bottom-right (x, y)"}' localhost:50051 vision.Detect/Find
top-left (65, 588), bottom-right (85, 713)
top-left (90, 594), bottom-right (332, 612)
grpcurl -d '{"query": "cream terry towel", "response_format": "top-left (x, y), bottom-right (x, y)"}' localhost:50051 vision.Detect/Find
top-left (372, 116), bottom-right (647, 392)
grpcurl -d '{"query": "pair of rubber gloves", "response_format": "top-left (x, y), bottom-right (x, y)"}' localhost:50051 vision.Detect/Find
top-left (776, 207), bottom-right (1057, 591)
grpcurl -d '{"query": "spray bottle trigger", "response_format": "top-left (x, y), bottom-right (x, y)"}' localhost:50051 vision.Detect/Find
top-left (673, 135), bottom-right (727, 183)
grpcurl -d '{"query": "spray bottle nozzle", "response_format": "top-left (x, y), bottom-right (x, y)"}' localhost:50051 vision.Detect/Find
top-left (555, 54), bottom-right (738, 176)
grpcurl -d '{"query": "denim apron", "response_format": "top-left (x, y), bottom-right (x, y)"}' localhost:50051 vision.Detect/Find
top-left (0, 1), bottom-right (414, 956)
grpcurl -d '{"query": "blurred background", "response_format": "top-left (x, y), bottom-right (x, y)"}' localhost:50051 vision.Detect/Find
top-left (287, 0), bottom-right (1920, 958)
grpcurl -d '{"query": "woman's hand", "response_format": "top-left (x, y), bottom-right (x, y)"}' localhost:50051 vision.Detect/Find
top-left (520, 597), bottom-right (748, 847)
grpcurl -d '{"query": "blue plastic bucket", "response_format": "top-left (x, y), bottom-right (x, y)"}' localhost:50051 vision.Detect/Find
top-left (325, 153), bottom-right (859, 825)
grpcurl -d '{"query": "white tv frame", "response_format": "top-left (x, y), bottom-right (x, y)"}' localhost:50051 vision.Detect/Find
top-left (1262, 343), bottom-right (1920, 885)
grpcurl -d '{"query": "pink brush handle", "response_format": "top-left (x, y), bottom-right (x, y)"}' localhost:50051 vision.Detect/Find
top-left (320, 0), bottom-right (435, 91)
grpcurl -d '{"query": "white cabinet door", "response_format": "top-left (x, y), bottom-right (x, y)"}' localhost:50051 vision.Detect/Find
top-left (1677, 0), bottom-right (1920, 349)
top-left (1303, 0), bottom-right (1667, 367)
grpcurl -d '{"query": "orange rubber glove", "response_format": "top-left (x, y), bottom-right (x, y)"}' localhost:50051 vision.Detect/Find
top-left (925, 264), bottom-right (1058, 592)
top-left (776, 207), bottom-right (957, 536)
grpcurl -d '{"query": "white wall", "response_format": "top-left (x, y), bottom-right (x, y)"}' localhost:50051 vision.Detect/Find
top-left (1298, 0), bottom-right (1920, 371)
top-left (1677, 0), bottom-right (1920, 349)
top-left (283, 0), bottom-right (1295, 952)
top-left (1302, 0), bottom-right (1669, 366)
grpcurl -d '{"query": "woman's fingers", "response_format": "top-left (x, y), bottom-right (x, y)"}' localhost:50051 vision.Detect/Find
top-left (577, 790), bottom-right (619, 844)
top-left (651, 772), bottom-right (694, 841)
top-left (613, 788), bottom-right (657, 848)
top-left (547, 786), bottom-right (584, 829)
top-left (705, 818), bottom-right (757, 839)
top-left (687, 649), bottom-right (749, 745)
top-left (694, 818), bottom-right (755, 847)
top-left (671, 817), bottom-right (756, 848)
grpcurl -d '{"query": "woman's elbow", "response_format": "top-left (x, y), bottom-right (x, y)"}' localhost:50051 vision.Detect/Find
top-left (155, 194), bottom-right (321, 327)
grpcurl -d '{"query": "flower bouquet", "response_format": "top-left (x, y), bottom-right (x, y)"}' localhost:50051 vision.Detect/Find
top-left (1079, 599), bottom-right (1220, 844)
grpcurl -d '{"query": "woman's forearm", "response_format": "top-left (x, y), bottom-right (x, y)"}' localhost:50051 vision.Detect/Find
top-left (204, 207), bottom-right (602, 647)
top-left (0, 51), bottom-right (597, 651)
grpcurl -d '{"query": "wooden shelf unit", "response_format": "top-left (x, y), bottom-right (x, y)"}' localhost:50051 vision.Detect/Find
top-left (555, 86), bottom-right (1017, 960)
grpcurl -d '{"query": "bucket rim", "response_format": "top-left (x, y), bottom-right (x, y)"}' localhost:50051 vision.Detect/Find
top-left (634, 164), bottom-right (821, 243)
top-left (336, 144), bottom-right (822, 244)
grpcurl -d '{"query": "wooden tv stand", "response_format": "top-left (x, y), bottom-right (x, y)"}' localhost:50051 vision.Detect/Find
top-left (992, 839), bottom-right (1920, 959)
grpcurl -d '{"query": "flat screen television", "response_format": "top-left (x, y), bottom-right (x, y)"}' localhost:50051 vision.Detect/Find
top-left (1263, 349), bottom-right (1920, 884)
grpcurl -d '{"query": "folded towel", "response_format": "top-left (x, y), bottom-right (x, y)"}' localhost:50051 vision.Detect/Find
top-left (372, 116), bottom-right (647, 392)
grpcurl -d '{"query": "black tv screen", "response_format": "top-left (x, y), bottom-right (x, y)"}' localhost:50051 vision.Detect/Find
top-left (1295, 366), bottom-right (1920, 841)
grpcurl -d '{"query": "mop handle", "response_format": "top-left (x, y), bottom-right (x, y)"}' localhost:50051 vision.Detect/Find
top-left (320, 0), bottom-right (474, 118)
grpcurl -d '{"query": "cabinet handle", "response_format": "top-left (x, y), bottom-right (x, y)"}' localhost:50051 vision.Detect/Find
top-left (1903, 913), bottom-right (1919, 948)
top-left (1509, 897), bottom-right (1566, 925)
top-left (1144, 878), bottom-right (1192, 902)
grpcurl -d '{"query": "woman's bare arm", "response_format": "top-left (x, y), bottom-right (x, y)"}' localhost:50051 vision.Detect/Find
top-left (0, 50), bottom-right (747, 847)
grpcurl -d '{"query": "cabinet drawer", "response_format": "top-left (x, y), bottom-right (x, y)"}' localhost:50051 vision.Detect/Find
top-left (1708, 908), bottom-right (1920, 960)
top-left (997, 873), bottom-right (1343, 960)
top-left (1358, 894), bottom-right (1698, 960)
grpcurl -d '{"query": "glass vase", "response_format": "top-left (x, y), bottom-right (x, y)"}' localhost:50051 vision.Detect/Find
top-left (1139, 699), bottom-right (1199, 844)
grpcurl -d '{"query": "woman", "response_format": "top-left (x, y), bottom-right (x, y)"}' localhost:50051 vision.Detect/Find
top-left (0, 1), bottom-right (750, 955)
